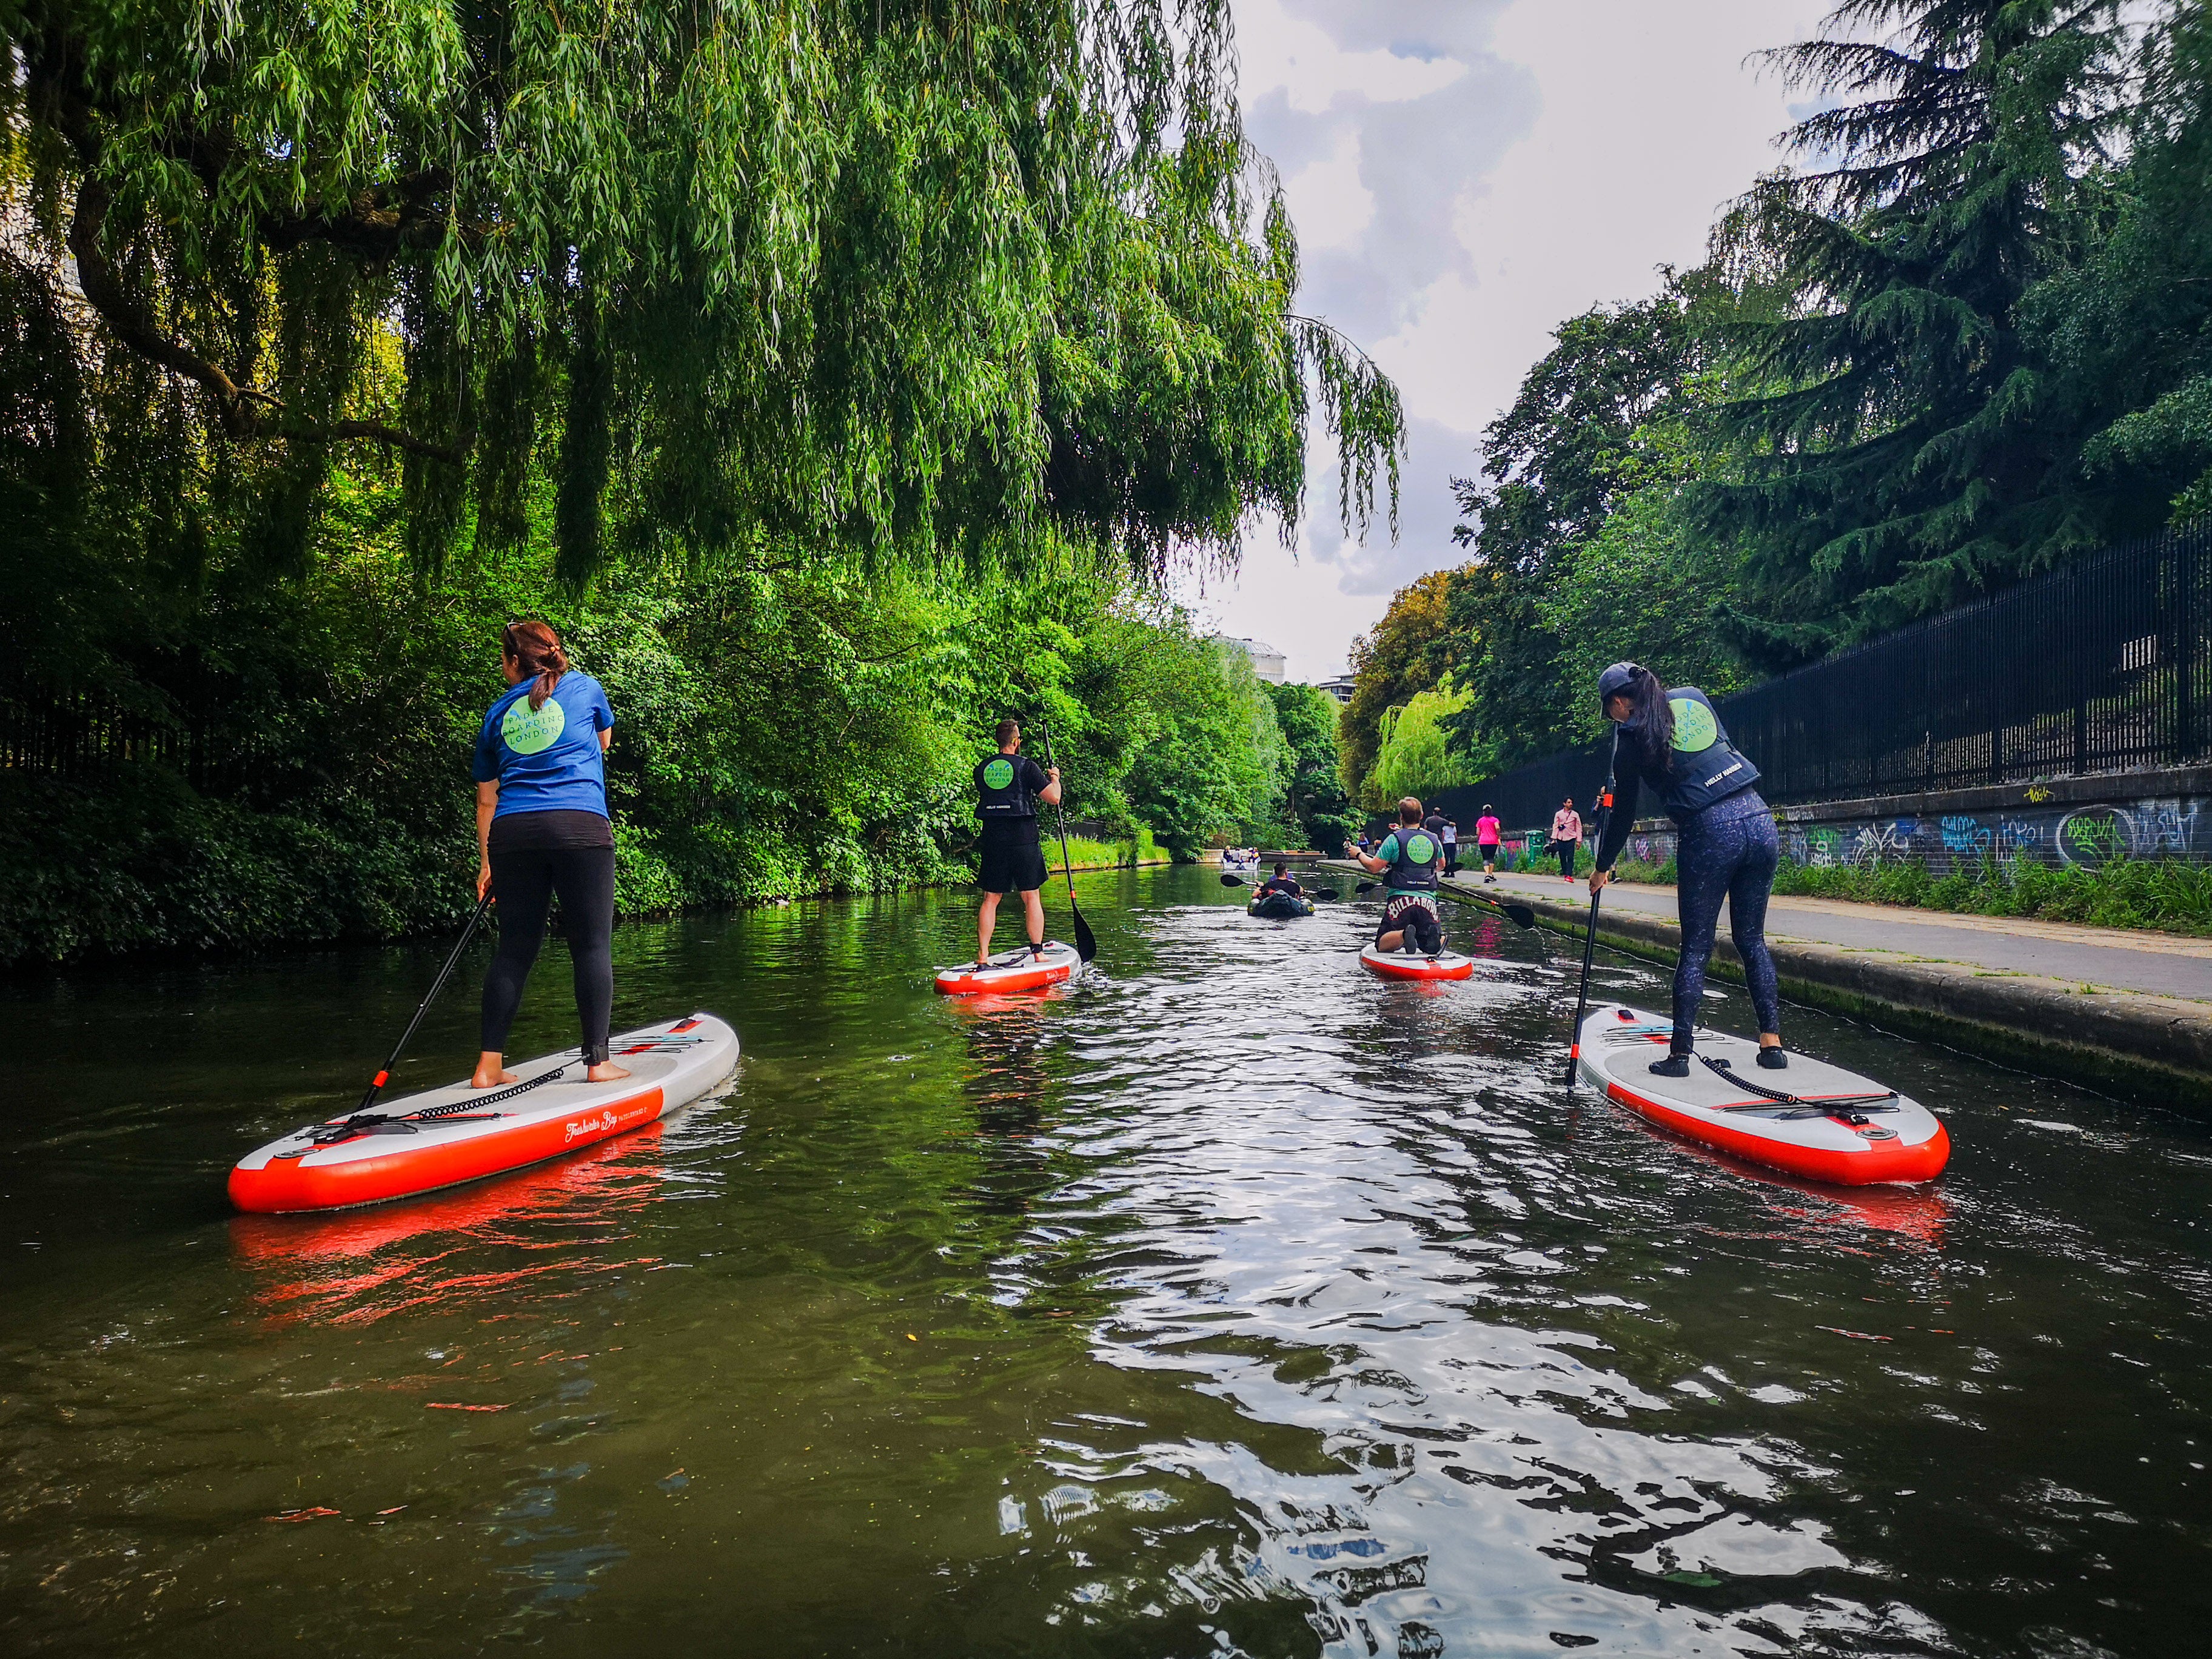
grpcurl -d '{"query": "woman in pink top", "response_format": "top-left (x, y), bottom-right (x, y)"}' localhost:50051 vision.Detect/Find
top-left (1549, 797), bottom-right (1583, 883)
top-left (1474, 806), bottom-right (1503, 883)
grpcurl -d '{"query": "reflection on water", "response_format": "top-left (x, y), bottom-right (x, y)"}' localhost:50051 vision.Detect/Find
top-left (1, 866), bottom-right (2208, 1658)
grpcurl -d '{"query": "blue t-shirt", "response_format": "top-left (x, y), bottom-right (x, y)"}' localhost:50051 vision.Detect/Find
top-left (472, 672), bottom-right (615, 819)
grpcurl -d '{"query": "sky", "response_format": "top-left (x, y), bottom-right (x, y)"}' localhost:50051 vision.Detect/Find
top-left (1178, 0), bottom-right (1832, 683)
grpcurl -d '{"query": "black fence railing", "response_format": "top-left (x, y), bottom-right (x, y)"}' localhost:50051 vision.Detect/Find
top-left (1422, 525), bottom-right (2212, 834)
top-left (1, 671), bottom-right (265, 796)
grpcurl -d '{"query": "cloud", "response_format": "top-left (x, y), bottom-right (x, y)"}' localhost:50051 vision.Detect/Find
top-left (1202, 0), bottom-right (1832, 685)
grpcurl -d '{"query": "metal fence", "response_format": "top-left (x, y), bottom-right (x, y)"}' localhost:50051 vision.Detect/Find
top-left (1, 672), bottom-right (255, 794)
top-left (1424, 525), bottom-right (2212, 834)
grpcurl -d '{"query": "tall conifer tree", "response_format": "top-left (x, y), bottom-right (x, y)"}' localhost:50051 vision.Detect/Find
top-left (1700, 0), bottom-right (2132, 651)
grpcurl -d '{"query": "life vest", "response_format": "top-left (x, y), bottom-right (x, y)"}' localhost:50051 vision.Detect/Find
top-left (974, 752), bottom-right (1035, 821)
top-left (1378, 825), bottom-right (1441, 893)
top-left (1617, 685), bottom-right (1761, 823)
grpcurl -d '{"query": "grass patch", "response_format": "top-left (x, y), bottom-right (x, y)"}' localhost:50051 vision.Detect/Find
top-left (1055, 828), bottom-right (1165, 870)
top-left (1605, 851), bottom-right (2212, 936)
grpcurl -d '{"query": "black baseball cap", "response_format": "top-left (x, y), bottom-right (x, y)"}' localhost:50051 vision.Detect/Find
top-left (1597, 662), bottom-right (1641, 708)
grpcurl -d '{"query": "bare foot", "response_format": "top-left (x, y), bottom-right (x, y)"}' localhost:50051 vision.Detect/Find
top-left (585, 1061), bottom-right (632, 1083)
top-left (469, 1067), bottom-right (519, 1089)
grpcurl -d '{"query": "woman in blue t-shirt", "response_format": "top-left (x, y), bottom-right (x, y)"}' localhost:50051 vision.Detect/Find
top-left (469, 620), bottom-right (626, 1089)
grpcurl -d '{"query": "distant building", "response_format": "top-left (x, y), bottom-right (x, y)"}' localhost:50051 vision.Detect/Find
top-left (1314, 673), bottom-right (1356, 706)
top-left (1211, 635), bottom-right (1287, 684)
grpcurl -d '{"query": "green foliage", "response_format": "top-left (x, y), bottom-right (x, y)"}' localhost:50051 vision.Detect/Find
top-left (1443, 288), bottom-right (1706, 765)
top-left (1264, 680), bottom-right (1356, 850)
top-left (1424, 1), bottom-right (2212, 791)
top-left (1, 0), bottom-right (1399, 589)
top-left (1364, 680), bottom-right (1480, 810)
top-left (1338, 569), bottom-right (1464, 799)
top-left (0, 461), bottom-right (1290, 962)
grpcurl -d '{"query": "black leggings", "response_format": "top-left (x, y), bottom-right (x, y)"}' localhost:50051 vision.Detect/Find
top-left (1555, 839), bottom-right (1576, 879)
top-left (1671, 792), bottom-right (1781, 1053)
top-left (481, 845), bottom-right (616, 1066)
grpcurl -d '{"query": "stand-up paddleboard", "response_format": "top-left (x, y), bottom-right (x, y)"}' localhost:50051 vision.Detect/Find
top-left (1576, 1004), bottom-right (1949, 1185)
top-left (229, 1014), bottom-right (739, 1214)
top-left (1359, 944), bottom-right (1476, 982)
top-left (1248, 893), bottom-right (1315, 919)
top-left (934, 939), bottom-right (1082, 996)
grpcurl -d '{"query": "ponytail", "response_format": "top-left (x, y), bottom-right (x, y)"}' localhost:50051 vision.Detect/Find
top-left (1622, 665), bottom-right (1674, 773)
top-left (502, 620), bottom-right (568, 712)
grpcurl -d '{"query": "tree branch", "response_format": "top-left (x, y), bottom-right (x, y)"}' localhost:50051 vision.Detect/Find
top-left (66, 175), bottom-right (472, 463)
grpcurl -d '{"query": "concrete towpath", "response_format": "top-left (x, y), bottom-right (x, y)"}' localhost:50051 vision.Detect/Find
top-left (1469, 867), bottom-right (2212, 1001)
top-left (1316, 858), bottom-right (2212, 1109)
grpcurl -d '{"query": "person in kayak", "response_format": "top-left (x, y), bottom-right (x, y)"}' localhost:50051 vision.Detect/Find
top-left (1346, 800), bottom-right (1444, 955)
top-left (1256, 862), bottom-right (1304, 900)
top-left (1474, 805), bottom-right (1502, 883)
top-left (1549, 797), bottom-right (1583, 883)
top-left (973, 719), bottom-right (1062, 969)
top-left (471, 620), bottom-right (628, 1090)
top-left (1587, 662), bottom-right (1785, 1075)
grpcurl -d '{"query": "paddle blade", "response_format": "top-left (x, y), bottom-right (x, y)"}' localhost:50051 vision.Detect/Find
top-left (1355, 881), bottom-right (1378, 896)
top-left (1310, 888), bottom-right (1339, 902)
top-left (1218, 872), bottom-right (1248, 887)
top-left (1070, 899), bottom-right (1098, 963)
top-left (1501, 901), bottom-right (1538, 929)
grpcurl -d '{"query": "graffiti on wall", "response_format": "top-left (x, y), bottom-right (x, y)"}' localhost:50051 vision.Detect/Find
top-left (1515, 790), bottom-right (2206, 877)
top-left (1771, 793), bottom-right (2211, 876)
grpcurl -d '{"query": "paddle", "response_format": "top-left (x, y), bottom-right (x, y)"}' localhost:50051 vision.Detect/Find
top-left (1218, 871), bottom-right (1339, 901)
top-left (1354, 879), bottom-right (1535, 930)
top-left (1034, 718), bottom-right (1098, 963)
top-left (354, 890), bottom-right (495, 1113)
top-left (1563, 772), bottom-right (1617, 1085)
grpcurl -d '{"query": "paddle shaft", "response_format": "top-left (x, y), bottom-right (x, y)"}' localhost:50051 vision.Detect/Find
top-left (358, 890), bottom-right (495, 1112)
top-left (1563, 773), bottom-right (1616, 1084)
top-left (1034, 719), bottom-right (1098, 962)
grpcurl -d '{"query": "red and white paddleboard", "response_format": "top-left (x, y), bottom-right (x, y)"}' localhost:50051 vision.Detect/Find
top-left (1576, 1004), bottom-right (1949, 1186)
top-left (229, 1014), bottom-right (739, 1214)
top-left (933, 940), bottom-right (1082, 996)
top-left (1359, 944), bottom-right (1476, 982)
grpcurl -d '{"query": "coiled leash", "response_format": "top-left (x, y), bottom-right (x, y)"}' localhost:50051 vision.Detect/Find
top-left (1700, 1054), bottom-right (1899, 1121)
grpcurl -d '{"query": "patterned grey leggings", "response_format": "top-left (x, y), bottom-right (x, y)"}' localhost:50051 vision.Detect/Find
top-left (1672, 791), bottom-right (1781, 1053)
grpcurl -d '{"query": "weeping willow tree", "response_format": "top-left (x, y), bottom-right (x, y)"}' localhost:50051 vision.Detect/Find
top-left (0, 0), bottom-right (1401, 620)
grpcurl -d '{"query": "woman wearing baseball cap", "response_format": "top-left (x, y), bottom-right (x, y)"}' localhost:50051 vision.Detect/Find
top-left (1587, 663), bottom-right (1785, 1076)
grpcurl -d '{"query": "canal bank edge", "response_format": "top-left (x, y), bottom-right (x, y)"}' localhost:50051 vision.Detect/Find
top-left (1319, 860), bottom-right (2212, 1114)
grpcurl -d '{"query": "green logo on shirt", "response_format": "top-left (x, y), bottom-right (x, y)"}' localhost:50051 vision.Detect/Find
top-left (1669, 695), bottom-right (1718, 752)
top-left (502, 694), bottom-right (567, 756)
top-left (982, 757), bottom-right (1015, 789)
top-left (1407, 833), bottom-right (1437, 863)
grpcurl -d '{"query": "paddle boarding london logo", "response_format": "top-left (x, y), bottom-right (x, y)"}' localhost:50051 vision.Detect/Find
top-left (502, 694), bottom-right (567, 756)
top-left (1407, 832), bottom-right (1437, 863)
top-left (1669, 695), bottom-right (1718, 752)
top-left (982, 757), bottom-right (1015, 789)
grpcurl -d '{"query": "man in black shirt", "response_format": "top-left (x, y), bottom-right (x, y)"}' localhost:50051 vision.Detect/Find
top-left (973, 719), bottom-right (1062, 968)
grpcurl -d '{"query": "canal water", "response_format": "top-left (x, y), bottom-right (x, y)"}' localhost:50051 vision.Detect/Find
top-left (2, 865), bottom-right (2207, 1657)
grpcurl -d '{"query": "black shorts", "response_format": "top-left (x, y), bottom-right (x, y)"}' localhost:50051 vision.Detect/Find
top-left (1377, 894), bottom-right (1442, 952)
top-left (1478, 842), bottom-right (1500, 863)
top-left (978, 831), bottom-right (1048, 895)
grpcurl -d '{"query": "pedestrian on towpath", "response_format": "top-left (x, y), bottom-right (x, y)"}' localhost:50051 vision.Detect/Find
top-left (1588, 662), bottom-right (1785, 1076)
top-left (972, 719), bottom-right (1062, 970)
top-left (1550, 799), bottom-right (1583, 883)
top-left (1475, 805), bottom-right (1502, 885)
